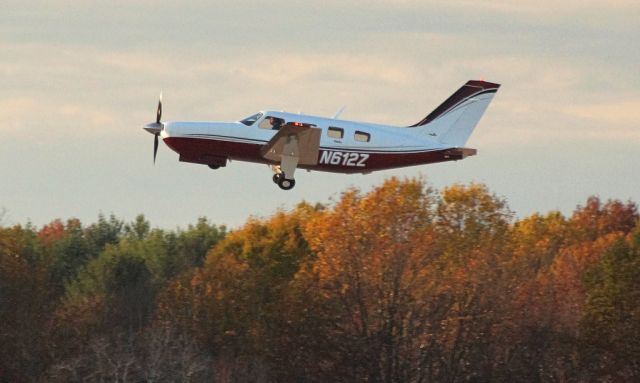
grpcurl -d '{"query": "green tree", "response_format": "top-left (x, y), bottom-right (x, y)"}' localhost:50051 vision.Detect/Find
top-left (85, 213), bottom-right (124, 254)
top-left (105, 254), bottom-right (155, 332)
top-left (45, 219), bottom-right (93, 294)
top-left (580, 229), bottom-right (640, 380)
top-left (125, 214), bottom-right (151, 240)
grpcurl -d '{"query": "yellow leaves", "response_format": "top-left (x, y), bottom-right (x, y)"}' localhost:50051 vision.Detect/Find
top-left (438, 182), bottom-right (511, 235)
top-left (148, 178), bottom-right (640, 381)
top-left (513, 212), bottom-right (566, 242)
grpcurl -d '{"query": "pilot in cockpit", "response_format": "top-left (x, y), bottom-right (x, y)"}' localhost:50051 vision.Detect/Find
top-left (268, 117), bottom-right (284, 130)
top-left (258, 115), bottom-right (285, 130)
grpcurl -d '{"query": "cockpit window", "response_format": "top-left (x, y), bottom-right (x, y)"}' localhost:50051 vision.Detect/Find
top-left (259, 116), bottom-right (285, 130)
top-left (240, 112), bottom-right (263, 126)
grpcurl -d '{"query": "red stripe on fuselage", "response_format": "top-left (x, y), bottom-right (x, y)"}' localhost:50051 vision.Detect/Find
top-left (163, 136), bottom-right (468, 174)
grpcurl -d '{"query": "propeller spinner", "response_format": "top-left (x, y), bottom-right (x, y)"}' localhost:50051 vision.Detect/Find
top-left (143, 92), bottom-right (163, 164)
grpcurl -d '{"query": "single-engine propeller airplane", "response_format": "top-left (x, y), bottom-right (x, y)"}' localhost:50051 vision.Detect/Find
top-left (144, 80), bottom-right (500, 190)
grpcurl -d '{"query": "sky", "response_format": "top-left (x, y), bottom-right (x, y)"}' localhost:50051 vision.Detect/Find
top-left (1, 0), bottom-right (639, 229)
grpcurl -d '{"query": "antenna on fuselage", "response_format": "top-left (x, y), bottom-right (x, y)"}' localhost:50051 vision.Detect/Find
top-left (332, 106), bottom-right (346, 119)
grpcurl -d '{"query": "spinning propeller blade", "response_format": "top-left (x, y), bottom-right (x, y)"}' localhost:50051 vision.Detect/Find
top-left (156, 92), bottom-right (162, 123)
top-left (145, 92), bottom-right (162, 164)
top-left (153, 133), bottom-right (159, 164)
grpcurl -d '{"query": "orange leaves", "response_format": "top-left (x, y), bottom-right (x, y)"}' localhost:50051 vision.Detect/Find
top-left (37, 219), bottom-right (66, 247)
top-left (305, 176), bottom-right (434, 281)
top-left (10, 179), bottom-right (634, 382)
top-left (571, 196), bottom-right (638, 241)
top-left (153, 203), bottom-right (322, 357)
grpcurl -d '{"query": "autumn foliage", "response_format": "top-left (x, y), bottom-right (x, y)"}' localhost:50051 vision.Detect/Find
top-left (1, 179), bottom-right (639, 382)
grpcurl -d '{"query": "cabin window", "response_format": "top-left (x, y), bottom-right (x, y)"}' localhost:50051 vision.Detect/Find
top-left (240, 112), bottom-right (263, 126)
top-left (327, 127), bottom-right (344, 139)
top-left (354, 131), bottom-right (371, 142)
top-left (259, 116), bottom-right (285, 130)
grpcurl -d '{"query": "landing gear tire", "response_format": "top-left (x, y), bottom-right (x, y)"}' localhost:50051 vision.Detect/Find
top-left (277, 177), bottom-right (295, 190)
top-left (273, 173), bottom-right (282, 184)
top-left (208, 164), bottom-right (220, 170)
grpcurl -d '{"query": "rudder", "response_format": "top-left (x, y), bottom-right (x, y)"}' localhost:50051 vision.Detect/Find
top-left (409, 80), bottom-right (500, 146)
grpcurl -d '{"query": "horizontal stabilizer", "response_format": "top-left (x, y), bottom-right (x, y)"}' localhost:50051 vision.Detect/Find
top-left (443, 147), bottom-right (477, 160)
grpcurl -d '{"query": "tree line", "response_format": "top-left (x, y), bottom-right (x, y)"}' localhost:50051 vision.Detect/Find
top-left (1, 178), bottom-right (639, 382)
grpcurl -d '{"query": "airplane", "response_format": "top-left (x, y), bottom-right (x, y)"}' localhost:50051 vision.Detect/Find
top-left (143, 80), bottom-right (500, 190)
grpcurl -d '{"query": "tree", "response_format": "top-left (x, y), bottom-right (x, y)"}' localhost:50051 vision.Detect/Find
top-left (105, 254), bottom-right (155, 331)
top-left (154, 203), bottom-right (319, 381)
top-left (571, 196), bottom-right (638, 241)
top-left (85, 214), bottom-right (124, 254)
top-left (3, 185), bottom-right (640, 382)
top-left (177, 217), bottom-right (226, 268)
top-left (580, 228), bottom-right (640, 380)
top-left (44, 218), bottom-right (93, 295)
top-left (292, 178), bottom-right (444, 381)
top-left (0, 224), bottom-right (52, 381)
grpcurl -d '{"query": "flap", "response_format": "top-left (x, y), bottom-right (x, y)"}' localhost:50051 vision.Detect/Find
top-left (260, 122), bottom-right (322, 165)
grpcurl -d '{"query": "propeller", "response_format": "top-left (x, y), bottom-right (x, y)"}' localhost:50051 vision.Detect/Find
top-left (153, 131), bottom-right (159, 164)
top-left (156, 92), bottom-right (162, 124)
top-left (153, 92), bottom-right (162, 164)
top-left (144, 92), bottom-right (164, 164)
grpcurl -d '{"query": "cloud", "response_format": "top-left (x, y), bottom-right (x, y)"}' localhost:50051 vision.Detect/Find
top-left (0, 96), bottom-right (115, 137)
top-left (561, 101), bottom-right (640, 141)
top-left (3, 41), bottom-right (636, 146)
top-left (0, 42), bottom-right (423, 134)
top-left (565, 101), bottom-right (640, 124)
top-left (0, 98), bottom-right (38, 133)
top-left (379, 0), bottom-right (639, 15)
top-left (0, 7), bottom-right (637, 145)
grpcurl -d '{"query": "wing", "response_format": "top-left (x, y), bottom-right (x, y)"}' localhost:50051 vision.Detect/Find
top-left (260, 122), bottom-right (322, 166)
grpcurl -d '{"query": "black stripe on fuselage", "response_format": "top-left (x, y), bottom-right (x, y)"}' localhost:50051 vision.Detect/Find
top-left (185, 133), bottom-right (265, 144)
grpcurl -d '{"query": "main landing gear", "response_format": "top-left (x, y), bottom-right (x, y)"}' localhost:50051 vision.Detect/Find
top-left (272, 172), bottom-right (295, 190)
top-left (270, 140), bottom-right (299, 190)
top-left (271, 165), bottom-right (296, 190)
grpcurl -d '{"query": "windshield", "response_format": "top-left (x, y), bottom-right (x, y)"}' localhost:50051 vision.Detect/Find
top-left (240, 112), bottom-right (263, 126)
top-left (259, 116), bottom-right (285, 130)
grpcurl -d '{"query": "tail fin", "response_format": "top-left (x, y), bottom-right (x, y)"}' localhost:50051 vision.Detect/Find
top-left (409, 80), bottom-right (500, 147)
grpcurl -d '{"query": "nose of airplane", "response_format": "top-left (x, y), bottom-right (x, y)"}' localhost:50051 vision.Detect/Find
top-left (143, 122), bottom-right (163, 135)
top-left (143, 92), bottom-right (164, 163)
top-left (143, 92), bottom-right (163, 134)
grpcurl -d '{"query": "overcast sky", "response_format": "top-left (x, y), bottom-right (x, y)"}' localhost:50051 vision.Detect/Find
top-left (1, 0), bottom-right (639, 229)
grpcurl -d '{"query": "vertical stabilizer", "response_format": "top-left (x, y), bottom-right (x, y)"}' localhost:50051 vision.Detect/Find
top-left (409, 80), bottom-right (500, 147)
